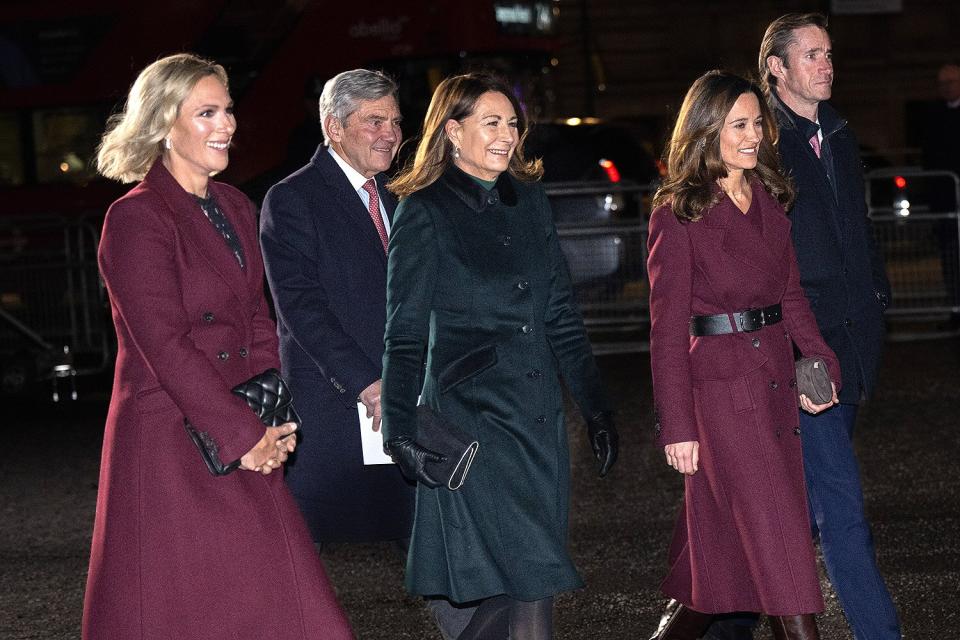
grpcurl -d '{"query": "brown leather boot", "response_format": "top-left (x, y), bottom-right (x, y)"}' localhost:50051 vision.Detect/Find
top-left (769, 614), bottom-right (820, 640)
top-left (650, 603), bottom-right (713, 640)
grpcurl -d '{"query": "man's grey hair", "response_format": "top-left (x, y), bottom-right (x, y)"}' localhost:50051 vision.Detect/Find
top-left (318, 69), bottom-right (398, 145)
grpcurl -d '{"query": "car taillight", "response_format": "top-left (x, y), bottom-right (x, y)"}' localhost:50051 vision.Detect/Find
top-left (599, 158), bottom-right (621, 183)
top-left (894, 175), bottom-right (907, 189)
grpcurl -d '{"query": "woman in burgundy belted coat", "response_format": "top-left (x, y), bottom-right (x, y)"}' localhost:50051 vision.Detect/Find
top-left (82, 54), bottom-right (353, 639)
top-left (646, 71), bottom-right (840, 640)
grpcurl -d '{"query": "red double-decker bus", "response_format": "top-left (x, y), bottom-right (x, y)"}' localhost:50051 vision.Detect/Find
top-left (0, 1), bottom-right (561, 393)
top-left (0, 0), bottom-right (561, 214)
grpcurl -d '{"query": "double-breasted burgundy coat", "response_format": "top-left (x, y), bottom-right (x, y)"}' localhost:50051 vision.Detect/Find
top-left (647, 181), bottom-right (840, 615)
top-left (82, 162), bottom-right (353, 639)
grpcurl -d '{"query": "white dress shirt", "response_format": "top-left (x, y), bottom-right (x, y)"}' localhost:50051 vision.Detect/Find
top-left (328, 146), bottom-right (391, 234)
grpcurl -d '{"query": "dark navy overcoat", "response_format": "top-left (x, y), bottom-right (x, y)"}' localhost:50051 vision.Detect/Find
top-left (773, 95), bottom-right (890, 402)
top-left (260, 146), bottom-right (414, 542)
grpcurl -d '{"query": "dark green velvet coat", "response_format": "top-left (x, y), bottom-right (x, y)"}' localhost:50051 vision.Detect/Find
top-left (381, 165), bottom-right (608, 602)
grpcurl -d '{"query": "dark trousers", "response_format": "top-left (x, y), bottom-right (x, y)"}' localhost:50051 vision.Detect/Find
top-left (801, 403), bottom-right (900, 640)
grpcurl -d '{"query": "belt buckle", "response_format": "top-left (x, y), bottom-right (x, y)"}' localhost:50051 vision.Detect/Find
top-left (738, 308), bottom-right (764, 332)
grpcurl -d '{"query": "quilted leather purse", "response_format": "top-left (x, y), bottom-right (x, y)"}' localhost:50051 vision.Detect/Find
top-left (795, 357), bottom-right (833, 405)
top-left (230, 368), bottom-right (301, 429)
top-left (184, 368), bottom-right (301, 477)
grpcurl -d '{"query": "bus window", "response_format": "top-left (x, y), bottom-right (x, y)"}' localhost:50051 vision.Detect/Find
top-left (32, 107), bottom-right (104, 185)
top-left (0, 111), bottom-right (24, 186)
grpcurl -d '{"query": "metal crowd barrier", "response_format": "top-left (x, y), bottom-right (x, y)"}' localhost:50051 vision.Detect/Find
top-left (866, 169), bottom-right (960, 338)
top-left (546, 169), bottom-right (960, 354)
top-left (0, 213), bottom-right (112, 398)
top-left (3, 169), bottom-right (952, 389)
top-left (546, 181), bottom-right (654, 354)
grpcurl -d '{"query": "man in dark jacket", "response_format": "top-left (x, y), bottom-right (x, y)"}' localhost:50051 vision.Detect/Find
top-left (700, 13), bottom-right (901, 640)
top-left (259, 69), bottom-right (414, 546)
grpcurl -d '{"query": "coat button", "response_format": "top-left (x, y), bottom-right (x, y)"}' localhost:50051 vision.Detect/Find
top-left (844, 318), bottom-right (853, 327)
top-left (752, 338), bottom-right (761, 348)
top-left (794, 426), bottom-right (802, 436)
top-left (536, 415), bottom-right (546, 424)
top-left (487, 194), bottom-right (499, 205)
top-left (789, 378), bottom-right (797, 388)
top-left (217, 351), bottom-right (229, 361)
top-left (517, 280), bottom-right (529, 290)
top-left (527, 369), bottom-right (542, 378)
top-left (776, 428), bottom-right (782, 438)
top-left (501, 235), bottom-right (512, 246)
top-left (239, 347), bottom-right (248, 358)
top-left (202, 312), bottom-right (214, 323)
top-left (520, 325), bottom-right (532, 334)
top-left (770, 380), bottom-right (778, 389)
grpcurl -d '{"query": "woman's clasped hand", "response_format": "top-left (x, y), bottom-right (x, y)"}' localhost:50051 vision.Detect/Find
top-left (239, 422), bottom-right (298, 474)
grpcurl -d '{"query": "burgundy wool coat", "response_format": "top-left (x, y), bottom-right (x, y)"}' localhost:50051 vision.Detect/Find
top-left (82, 162), bottom-right (353, 639)
top-left (647, 181), bottom-right (841, 616)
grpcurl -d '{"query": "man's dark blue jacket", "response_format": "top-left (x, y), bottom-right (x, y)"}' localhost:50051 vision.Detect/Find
top-left (772, 92), bottom-right (891, 404)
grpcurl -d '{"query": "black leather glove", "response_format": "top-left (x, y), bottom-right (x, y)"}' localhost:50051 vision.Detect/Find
top-left (587, 410), bottom-right (618, 477)
top-left (384, 436), bottom-right (447, 488)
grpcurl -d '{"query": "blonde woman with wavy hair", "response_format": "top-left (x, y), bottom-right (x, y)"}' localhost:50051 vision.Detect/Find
top-left (83, 53), bottom-right (353, 640)
top-left (96, 53), bottom-right (228, 183)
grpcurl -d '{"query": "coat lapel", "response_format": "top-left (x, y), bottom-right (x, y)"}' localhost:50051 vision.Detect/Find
top-left (144, 162), bottom-right (248, 304)
top-left (774, 98), bottom-right (844, 245)
top-left (704, 182), bottom-right (787, 281)
top-left (313, 148), bottom-right (389, 267)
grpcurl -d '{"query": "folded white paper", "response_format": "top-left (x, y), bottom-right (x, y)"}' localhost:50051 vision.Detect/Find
top-left (358, 403), bottom-right (394, 465)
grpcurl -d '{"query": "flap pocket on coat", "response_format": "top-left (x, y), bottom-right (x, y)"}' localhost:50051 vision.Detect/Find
top-left (728, 376), bottom-right (754, 414)
top-left (136, 387), bottom-right (178, 415)
top-left (437, 343), bottom-right (498, 394)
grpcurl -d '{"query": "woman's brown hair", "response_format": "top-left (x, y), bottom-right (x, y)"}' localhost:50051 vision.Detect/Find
top-left (653, 70), bottom-right (793, 222)
top-left (387, 73), bottom-right (542, 198)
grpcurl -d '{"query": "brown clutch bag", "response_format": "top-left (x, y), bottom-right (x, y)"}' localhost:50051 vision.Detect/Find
top-left (795, 357), bottom-right (833, 404)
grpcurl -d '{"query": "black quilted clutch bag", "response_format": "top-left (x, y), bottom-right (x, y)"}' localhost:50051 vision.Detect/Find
top-left (230, 368), bottom-right (301, 430)
top-left (184, 368), bottom-right (301, 477)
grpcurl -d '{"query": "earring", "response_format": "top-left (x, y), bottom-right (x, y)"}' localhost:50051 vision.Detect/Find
top-left (453, 146), bottom-right (460, 159)
top-left (164, 137), bottom-right (172, 150)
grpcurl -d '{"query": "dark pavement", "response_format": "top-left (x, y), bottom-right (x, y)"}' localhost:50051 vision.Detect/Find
top-left (1, 337), bottom-right (958, 639)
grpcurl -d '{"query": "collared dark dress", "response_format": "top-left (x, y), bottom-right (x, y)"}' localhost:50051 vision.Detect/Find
top-left (381, 166), bottom-right (609, 602)
top-left (647, 182), bottom-right (840, 615)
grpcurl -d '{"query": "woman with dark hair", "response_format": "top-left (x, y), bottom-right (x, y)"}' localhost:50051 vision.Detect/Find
top-left (83, 53), bottom-right (353, 639)
top-left (647, 70), bottom-right (839, 640)
top-left (382, 73), bottom-right (618, 639)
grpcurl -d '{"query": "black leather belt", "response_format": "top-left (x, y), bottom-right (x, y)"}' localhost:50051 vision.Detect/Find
top-left (689, 303), bottom-right (783, 336)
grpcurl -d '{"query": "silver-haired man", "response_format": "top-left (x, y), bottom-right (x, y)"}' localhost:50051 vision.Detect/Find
top-left (259, 69), bottom-right (414, 547)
